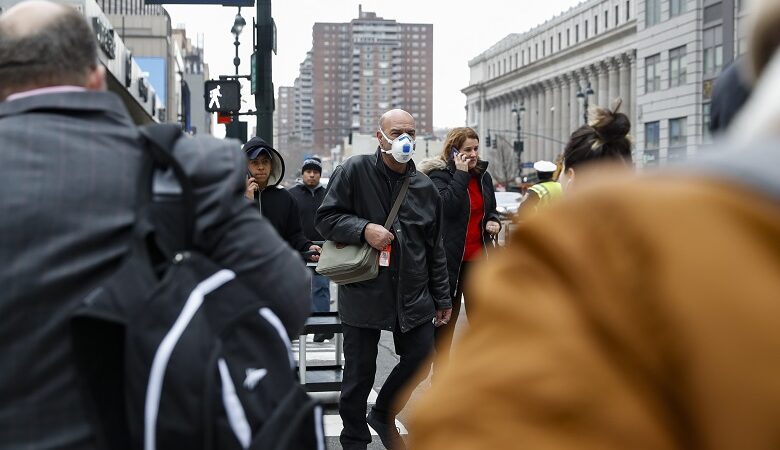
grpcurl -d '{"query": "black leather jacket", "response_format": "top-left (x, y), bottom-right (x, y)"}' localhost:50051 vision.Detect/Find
top-left (315, 150), bottom-right (450, 332)
top-left (421, 158), bottom-right (500, 297)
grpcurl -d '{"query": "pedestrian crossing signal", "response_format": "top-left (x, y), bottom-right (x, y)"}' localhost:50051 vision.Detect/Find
top-left (204, 80), bottom-right (241, 113)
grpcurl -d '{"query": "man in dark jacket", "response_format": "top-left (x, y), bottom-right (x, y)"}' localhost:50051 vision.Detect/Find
top-left (0, 3), bottom-right (311, 448)
top-left (289, 157), bottom-right (332, 341)
top-left (316, 109), bottom-right (451, 450)
top-left (243, 137), bottom-right (321, 261)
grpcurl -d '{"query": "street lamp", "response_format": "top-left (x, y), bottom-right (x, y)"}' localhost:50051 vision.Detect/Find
top-left (511, 101), bottom-right (525, 177)
top-left (576, 80), bottom-right (595, 124)
top-left (230, 8), bottom-right (246, 76)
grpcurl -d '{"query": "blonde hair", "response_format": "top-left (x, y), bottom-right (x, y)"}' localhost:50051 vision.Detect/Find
top-left (439, 127), bottom-right (479, 162)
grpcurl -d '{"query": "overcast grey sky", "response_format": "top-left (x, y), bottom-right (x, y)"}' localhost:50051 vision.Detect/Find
top-left (165, 0), bottom-right (583, 134)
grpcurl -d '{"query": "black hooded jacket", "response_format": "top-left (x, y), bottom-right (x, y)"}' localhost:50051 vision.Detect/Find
top-left (419, 157), bottom-right (500, 298)
top-left (243, 137), bottom-right (312, 253)
top-left (288, 183), bottom-right (326, 242)
top-left (315, 150), bottom-right (451, 332)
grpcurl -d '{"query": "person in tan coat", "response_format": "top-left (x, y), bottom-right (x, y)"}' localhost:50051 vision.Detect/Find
top-left (408, 1), bottom-right (780, 447)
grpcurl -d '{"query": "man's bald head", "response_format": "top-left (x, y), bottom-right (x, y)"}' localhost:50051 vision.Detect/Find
top-left (379, 109), bottom-right (415, 132)
top-left (0, 0), bottom-right (101, 100)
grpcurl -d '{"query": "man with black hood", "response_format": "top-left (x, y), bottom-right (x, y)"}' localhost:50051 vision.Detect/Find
top-left (243, 137), bottom-right (321, 261)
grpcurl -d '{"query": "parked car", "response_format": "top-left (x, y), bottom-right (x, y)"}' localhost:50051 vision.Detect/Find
top-left (495, 191), bottom-right (522, 220)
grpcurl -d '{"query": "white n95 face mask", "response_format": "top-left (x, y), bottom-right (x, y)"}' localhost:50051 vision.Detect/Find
top-left (379, 129), bottom-right (416, 164)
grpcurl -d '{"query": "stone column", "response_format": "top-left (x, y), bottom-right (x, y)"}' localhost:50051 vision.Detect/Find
top-left (619, 54), bottom-right (631, 118)
top-left (629, 51), bottom-right (637, 129)
top-left (478, 90), bottom-right (486, 142)
top-left (608, 57), bottom-right (620, 109)
top-left (540, 83), bottom-right (549, 159)
top-left (554, 77), bottom-right (564, 154)
top-left (570, 72), bottom-right (581, 134)
top-left (597, 62), bottom-right (609, 109)
top-left (529, 86), bottom-right (539, 163)
top-left (561, 75), bottom-right (571, 146)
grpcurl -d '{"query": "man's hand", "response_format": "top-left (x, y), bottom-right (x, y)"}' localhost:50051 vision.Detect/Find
top-left (485, 220), bottom-right (501, 236)
top-left (434, 308), bottom-right (452, 327)
top-left (245, 177), bottom-right (259, 200)
top-left (364, 223), bottom-right (394, 251)
top-left (454, 152), bottom-right (470, 172)
top-left (308, 244), bottom-right (321, 262)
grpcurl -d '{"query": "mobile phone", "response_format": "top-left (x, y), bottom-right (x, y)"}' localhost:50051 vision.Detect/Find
top-left (246, 170), bottom-right (253, 180)
top-left (450, 147), bottom-right (459, 160)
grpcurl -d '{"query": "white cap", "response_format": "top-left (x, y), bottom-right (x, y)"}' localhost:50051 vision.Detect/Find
top-left (533, 160), bottom-right (557, 173)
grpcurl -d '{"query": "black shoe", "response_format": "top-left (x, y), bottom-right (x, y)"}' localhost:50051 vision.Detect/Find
top-left (313, 333), bottom-right (334, 343)
top-left (367, 409), bottom-right (406, 450)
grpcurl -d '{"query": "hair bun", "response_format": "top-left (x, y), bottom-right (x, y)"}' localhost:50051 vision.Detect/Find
top-left (588, 99), bottom-right (631, 144)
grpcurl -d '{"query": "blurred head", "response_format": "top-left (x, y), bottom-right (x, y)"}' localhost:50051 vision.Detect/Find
top-left (0, 0), bottom-right (106, 101)
top-left (560, 101), bottom-right (633, 191)
top-left (441, 127), bottom-right (480, 171)
top-left (747, 0), bottom-right (780, 83)
top-left (301, 158), bottom-right (322, 188)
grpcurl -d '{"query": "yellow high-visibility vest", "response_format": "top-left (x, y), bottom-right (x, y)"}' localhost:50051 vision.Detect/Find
top-left (529, 181), bottom-right (563, 207)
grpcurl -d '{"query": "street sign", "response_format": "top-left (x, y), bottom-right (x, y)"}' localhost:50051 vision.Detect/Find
top-left (250, 52), bottom-right (256, 95)
top-left (145, 0), bottom-right (254, 6)
top-left (204, 79), bottom-right (240, 113)
top-left (522, 162), bottom-right (534, 169)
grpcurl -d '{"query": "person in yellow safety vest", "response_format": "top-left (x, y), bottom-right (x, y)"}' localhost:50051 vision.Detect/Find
top-left (517, 160), bottom-right (562, 216)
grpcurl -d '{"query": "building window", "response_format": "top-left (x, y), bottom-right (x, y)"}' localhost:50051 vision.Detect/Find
top-left (646, 0), bottom-right (661, 26)
top-left (645, 54), bottom-right (661, 93)
top-left (703, 25), bottom-right (724, 77)
top-left (550, 36), bottom-right (553, 53)
top-left (542, 40), bottom-right (546, 57)
top-left (626, 0), bottom-right (630, 20)
top-left (669, 46), bottom-right (687, 87)
top-left (615, 5), bottom-right (619, 26)
top-left (605, 10), bottom-right (609, 29)
top-left (567, 29), bottom-right (571, 46)
top-left (644, 121), bottom-right (660, 165)
top-left (668, 117), bottom-right (688, 161)
top-left (670, 0), bottom-right (686, 17)
top-left (558, 32), bottom-right (561, 50)
top-left (585, 20), bottom-right (589, 38)
top-left (535, 43), bottom-right (538, 59)
top-left (703, 103), bottom-right (712, 142)
top-left (576, 24), bottom-right (580, 42)
top-left (595, 15), bottom-right (599, 34)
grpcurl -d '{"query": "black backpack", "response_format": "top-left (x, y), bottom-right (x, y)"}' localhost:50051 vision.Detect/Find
top-left (70, 124), bottom-right (324, 450)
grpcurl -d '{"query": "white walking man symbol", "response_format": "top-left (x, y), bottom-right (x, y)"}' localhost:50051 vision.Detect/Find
top-left (208, 84), bottom-right (222, 109)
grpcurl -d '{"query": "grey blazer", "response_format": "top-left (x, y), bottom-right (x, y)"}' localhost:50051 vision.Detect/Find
top-left (0, 91), bottom-right (311, 449)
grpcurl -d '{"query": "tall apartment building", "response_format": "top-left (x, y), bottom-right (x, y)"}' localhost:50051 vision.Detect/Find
top-left (276, 86), bottom-right (296, 149)
top-left (173, 28), bottom-right (211, 135)
top-left (464, 0), bottom-right (743, 177)
top-left (285, 7), bottom-right (433, 154)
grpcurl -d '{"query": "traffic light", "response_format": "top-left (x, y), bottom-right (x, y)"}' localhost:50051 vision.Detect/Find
top-left (514, 140), bottom-right (524, 154)
top-left (485, 135), bottom-right (491, 147)
top-left (204, 80), bottom-right (241, 113)
top-left (492, 136), bottom-right (497, 149)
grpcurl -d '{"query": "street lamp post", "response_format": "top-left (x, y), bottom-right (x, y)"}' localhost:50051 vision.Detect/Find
top-left (576, 80), bottom-right (595, 125)
top-left (511, 101), bottom-right (525, 177)
top-left (230, 8), bottom-right (246, 77)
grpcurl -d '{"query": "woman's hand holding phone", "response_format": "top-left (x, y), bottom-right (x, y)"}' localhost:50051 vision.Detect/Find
top-left (452, 147), bottom-right (469, 172)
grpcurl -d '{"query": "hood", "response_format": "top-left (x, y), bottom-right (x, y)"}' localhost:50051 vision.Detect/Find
top-left (418, 157), bottom-right (447, 175)
top-left (242, 136), bottom-right (285, 187)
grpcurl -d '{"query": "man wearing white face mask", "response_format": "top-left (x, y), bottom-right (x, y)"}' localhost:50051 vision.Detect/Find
top-left (316, 109), bottom-right (451, 450)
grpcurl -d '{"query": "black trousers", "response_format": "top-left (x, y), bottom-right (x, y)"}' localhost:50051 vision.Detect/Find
top-left (434, 260), bottom-right (473, 370)
top-left (339, 321), bottom-right (434, 450)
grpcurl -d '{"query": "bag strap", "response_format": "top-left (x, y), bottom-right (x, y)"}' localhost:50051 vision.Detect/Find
top-left (137, 124), bottom-right (195, 249)
top-left (383, 176), bottom-right (410, 230)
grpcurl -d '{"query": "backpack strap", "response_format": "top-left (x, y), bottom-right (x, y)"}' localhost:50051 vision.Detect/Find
top-left (138, 124), bottom-right (196, 249)
top-left (384, 176), bottom-right (410, 230)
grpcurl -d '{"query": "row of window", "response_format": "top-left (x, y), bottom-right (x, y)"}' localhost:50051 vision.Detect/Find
top-left (644, 45), bottom-right (686, 93)
top-left (645, 0), bottom-right (687, 27)
top-left (488, 1), bottom-right (632, 79)
top-left (643, 117), bottom-right (687, 164)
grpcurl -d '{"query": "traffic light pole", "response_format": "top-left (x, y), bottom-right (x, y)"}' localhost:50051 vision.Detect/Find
top-left (255, 0), bottom-right (274, 145)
